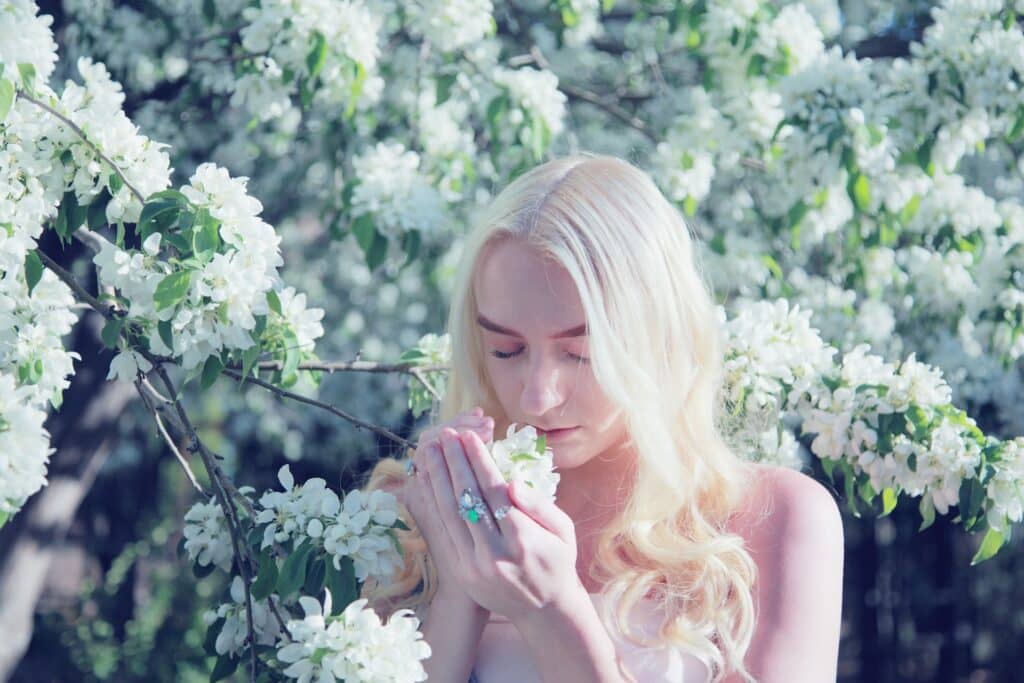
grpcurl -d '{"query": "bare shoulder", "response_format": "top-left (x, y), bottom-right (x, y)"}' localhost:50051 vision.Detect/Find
top-left (725, 464), bottom-right (845, 682)
top-left (729, 463), bottom-right (844, 549)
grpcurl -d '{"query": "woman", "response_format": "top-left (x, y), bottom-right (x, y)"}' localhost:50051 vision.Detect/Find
top-left (363, 154), bottom-right (844, 682)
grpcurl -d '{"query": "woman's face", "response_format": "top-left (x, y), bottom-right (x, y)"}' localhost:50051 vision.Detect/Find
top-left (473, 238), bottom-right (630, 471)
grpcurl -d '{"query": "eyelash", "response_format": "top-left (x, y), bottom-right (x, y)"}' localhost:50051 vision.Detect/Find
top-left (490, 347), bottom-right (590, 363)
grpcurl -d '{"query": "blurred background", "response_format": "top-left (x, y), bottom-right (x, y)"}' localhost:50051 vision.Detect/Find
top-left (3, 1), bottom-right (1023, 681)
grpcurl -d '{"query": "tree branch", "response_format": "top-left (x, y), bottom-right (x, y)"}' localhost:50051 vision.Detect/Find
top-left (18, 92), bottom-right (146, 204)
top-left (222, 368), bottom-right (416, 451)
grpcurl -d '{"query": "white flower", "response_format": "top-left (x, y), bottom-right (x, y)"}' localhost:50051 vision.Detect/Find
top-left (407, 0), bottom-right (494, 52)
top-left (0, 373), bottom-right (53, 518)
top-left (276, 592), bottom-right (430, 683)
top-left (351, 142), bottom-right (445, 239)
top-left (182, 498), bottom-right (233, 572)
top-left (322, 489), bottom-right (404, 581)
top-left (488, 423), bottom-right (560, 502)
top-left (106, 350), bottom-right (153, 384)
top-left (204, 576), bottom-right (281, 657)
top-left (256, 465), bottom-right (340, 549)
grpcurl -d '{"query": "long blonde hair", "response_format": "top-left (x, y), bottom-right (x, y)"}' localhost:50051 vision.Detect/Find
top-left (362, 153), bottom-right (759, 681)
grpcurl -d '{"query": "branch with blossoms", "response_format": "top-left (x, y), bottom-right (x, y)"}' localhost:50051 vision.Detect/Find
top-left (720, 299), bottom-right (1024, 565)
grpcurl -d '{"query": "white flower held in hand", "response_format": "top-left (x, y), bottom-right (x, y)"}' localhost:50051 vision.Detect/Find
top-left (486, 423), bottom-right (560, 503)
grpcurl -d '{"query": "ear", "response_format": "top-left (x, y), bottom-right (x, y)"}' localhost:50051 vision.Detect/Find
top-left (508, 479), bottom-right (575, 544)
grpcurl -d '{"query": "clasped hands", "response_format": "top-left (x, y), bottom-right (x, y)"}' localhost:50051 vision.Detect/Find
top-left (400, 407), bottom-right (583, 625)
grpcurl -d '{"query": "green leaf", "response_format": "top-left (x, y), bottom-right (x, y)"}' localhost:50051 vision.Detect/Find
top-left (158, 319), bottom-right (174, 352)
top-left (683, 196), bottom-right (697, 217)
top-left (306, 31), bottom-right (328, 79)
top-left (24, 250), bottom-right (43, 295)
top-left (970, 527), bottom-right (1005, 565)
top-left (108, 172), bottom-right (123, 195)
top-left (203, 617), bottom-right (225, 656)
top-left (898, 194), bottom-right (921, 225)
top-left (820, 457), bottom-right (837, 484)
top-left (0, 78), bottom-right (14, 121)
top-left (276, 540), bottom-right (314, 598)
top-left (393, 519), bottom-right (411, 531)
top-left (401, 229), bottom-right (421, 270)
top-left (266, 289), bottom-right (282, 317)
top-left (364, 229), bottom-right (388, 271)
top-left (850, 173), bottom-right (871, 213)
top-left (304, 556), bottom-right (327, 596)
top-left (101, 317), bottom-right (124, 350)
top-left (1007, 106), bottom-right (1024, 142)
top-left (857, 478), bottom-right (876, 506)
top-left (919, 495), bottom-right (936, 531)
top-left (881, 487), bottom-right (898, 516)
top-left (154, 270), bottom-right (192, 311)
top-left (436, 73), bottom-right (458, 105)
top-left (240, 344), bottom-right (261, 383)
top-left (529, 114), bottom-right (549, 161)
top-left (192, 210), bottom-right (221, 256)
top-left (251, 551), bottom-right (279, 601)
top-left (351, 214), bottom-right (376, 252)
top-left (486, 93), bottom-right (509, 136)
top-left (138, 199), bottom-right (183, 242)
top-left (209, 653), bottom-right (238, 682)
top-left (281, 329), bottom-right (301, 386)
top-left (201, 355), bottom-right (224, 391)
top-left (17, 63), bottom-right (35, 91)
top-left (535, 433), bottom-right (547, 454)
top-left (324, 556), bottom-right (358, 614)
top-left (958, 476), bottom-right (986, 527)
top-left (192, 560), bottom-right (216, 579)
top-left (87, 191), bottom-right (111, 230)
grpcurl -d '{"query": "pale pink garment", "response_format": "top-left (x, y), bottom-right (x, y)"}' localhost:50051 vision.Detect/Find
top-left (472, 593), bottom-right (711, 682)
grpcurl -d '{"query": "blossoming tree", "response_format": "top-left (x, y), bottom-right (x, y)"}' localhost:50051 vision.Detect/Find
top-left (1, 0), bottom-right (1023, 679)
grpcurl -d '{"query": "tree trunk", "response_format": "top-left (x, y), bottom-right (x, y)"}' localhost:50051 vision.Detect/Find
top-left (0, 313), bottom-right (132, 680)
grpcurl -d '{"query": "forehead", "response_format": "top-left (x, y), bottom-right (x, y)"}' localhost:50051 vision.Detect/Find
top-left (474, 239), bottom-right (585, 333)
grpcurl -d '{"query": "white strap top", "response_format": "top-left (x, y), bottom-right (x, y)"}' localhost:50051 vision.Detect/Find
top-left (472, 593), bottom-right (711, 682)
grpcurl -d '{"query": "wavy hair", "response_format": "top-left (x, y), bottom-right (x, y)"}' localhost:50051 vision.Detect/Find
top-left (362, 153), bottom-right (760, 681)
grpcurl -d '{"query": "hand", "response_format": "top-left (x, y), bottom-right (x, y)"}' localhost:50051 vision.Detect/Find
top-left (400, 407), bottom-right (494, 600)
top-left (407, 425), bottom-right (582, 625)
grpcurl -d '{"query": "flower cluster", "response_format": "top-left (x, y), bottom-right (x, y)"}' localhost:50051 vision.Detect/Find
top-left (202, 576), bottom-right (282, 657)
top-left (235, 0), bottom-right (384, 121)
top-left (257, 465), bottom-right (404, 581)
top-left (488, 423), bottom-right (560, 502)
top-left (182, 497), bottom-right (235, 573)
top-left (0, 373), bottom-right (53, 520)
top-left (277, 591), bottom-right (430, 682)
top-left (350, 142), bottom-right (446, 241)
top-left (402, 332), bottom-right (451, 419)
top-left (406, 0), bottom-right (495, 52)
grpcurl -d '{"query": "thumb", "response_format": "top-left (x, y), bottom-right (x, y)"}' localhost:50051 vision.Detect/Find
top-left (509, 479), bottom-right (574, 543)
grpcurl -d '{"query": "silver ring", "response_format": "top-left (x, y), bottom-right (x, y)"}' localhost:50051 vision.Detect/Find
top-left (405, 459), bottom-right (418, 476)
top-left (493, 505), bottom-right (511, 520)
top-left (457, 488), bottom-right (488, 524)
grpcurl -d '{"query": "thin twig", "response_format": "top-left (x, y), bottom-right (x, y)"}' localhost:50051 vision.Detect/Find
top-left (253, 359), bottom-right (448, 375)
top-left (136, 379), bottom-right (208, 495)
top-left (409, 367), bottom-right (442, 403)
top-left (36, 249), bottom-right (116, 319)
top-left (222, 367), bottom-right (416, 450)
top-left (19, 92), bottom-right (145, 204)
top-left (148, 361), bottom-right (259, 682)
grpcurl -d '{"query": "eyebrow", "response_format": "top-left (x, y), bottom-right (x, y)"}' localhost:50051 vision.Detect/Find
top-left (476, 314), bottom-right (587, 339)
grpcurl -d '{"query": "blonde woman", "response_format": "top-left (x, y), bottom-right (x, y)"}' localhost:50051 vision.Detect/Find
top-left (362, 154), bottom-right (844, 682)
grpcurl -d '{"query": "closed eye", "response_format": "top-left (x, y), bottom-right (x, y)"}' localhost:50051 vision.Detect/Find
top-left (490, 347), bottom-right (589, 363)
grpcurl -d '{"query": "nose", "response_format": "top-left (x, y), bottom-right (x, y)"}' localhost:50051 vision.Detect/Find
top-left (519, 351), bottom-right (567, 418)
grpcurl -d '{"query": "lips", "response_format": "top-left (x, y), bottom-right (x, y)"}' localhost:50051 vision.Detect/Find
top-left (535, 426), bottom-right (579, 437)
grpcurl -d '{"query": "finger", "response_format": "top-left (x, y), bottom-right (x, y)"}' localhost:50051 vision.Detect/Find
top-left (460, 430), bottom-right (516, 532)
top-left (507, 478), bottom-right (575, 544)
top-left (404, 469), bottom-right (463, 578)
top-left (422, 440), bottom-right (476, 555)
top-left (438, 429), bottom-right (500, 545)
